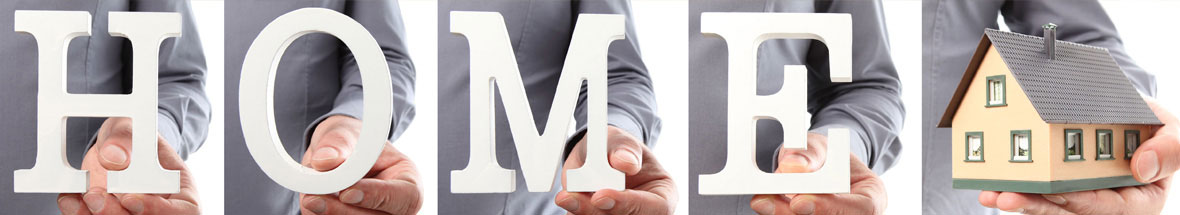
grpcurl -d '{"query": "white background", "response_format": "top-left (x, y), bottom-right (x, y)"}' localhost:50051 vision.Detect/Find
top-left (184, 0), bottom-right (1177, 214)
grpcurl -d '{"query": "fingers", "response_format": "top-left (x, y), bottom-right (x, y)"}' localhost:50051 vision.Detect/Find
top-left (589, 188), bottom-right (674, 215)
top-left (776, 133), bottom-right (830, 173)
top-left (786, 194), bottom-right (875, 215)
top-left (107, 140), bottom-right (201, 215)
top-left (977, 191), bottom-right (999, 208)
top-left (117, 194), bottom-right (200, 215)
top-left (301, 195), bottom-right (385, 215)
top-left (96, 117), bottom-right (135, 171)
top-left (990, 192), bottom-right (1072, 215)
top-left (555, 191), bottom-right (595, 214)
top-left (337, 178), bottom-right (422, 214)
top-left (58, 194), bottom-right (92, 215)
top-left (81, 188), bottom-right (131, 215)
top-left (791, 155), bottom-right (886, 215)
top-left (749, 194), bottom-right (790, 215)
top-left (309, 143), bottom-right (420, 214)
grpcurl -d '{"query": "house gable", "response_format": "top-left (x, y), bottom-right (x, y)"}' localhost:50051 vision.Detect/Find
top-left (950, 45), bottom-right (1051, 182)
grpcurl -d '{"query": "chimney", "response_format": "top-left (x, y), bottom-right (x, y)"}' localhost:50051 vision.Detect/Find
top-left (1043, 23), bottom-right (1057, 60)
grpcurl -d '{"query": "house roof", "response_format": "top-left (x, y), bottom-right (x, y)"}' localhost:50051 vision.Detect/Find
top-left (938, 29), bottom-right (1161, 127)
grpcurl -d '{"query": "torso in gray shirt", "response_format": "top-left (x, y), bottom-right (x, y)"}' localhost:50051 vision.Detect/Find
top-left (438, 0), bottom-right (660, 214)
top-left (689, 0), bottom-right (904, 214)
top-left (1, 0), bottom-right (209, 213)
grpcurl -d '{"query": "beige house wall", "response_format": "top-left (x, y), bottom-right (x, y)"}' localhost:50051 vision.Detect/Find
top-left (1048, 124), bottom-right (1155, 181)
top-left (951, 46), bottom-right (1051, 182)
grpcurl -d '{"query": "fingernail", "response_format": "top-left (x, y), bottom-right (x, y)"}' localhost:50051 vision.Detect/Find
top-left (341, 189), bottom-right (364, 204)
top-left (751, 198), bottom-right (774, 215)
top-left (793, 197), bottom-right (815, 215)
top-left (614, 150), bottom-right (638, 166)
top-left (100, 145), bottom-right (127, 165)
top-left (122, 195), bottom-right (144, 214)
top-left (82, 193), bottom-right (104, 212)
top-left (304, 196), bottom-right (326, 213)
top-left (313, 147), bottom-right (340, 161)
top-left (58, 196), bottom-right (81, 214)
top-left (557, 196), bottom-right (580, 211)
top-left (1136, 151), bottom-right (1160, 182)
top-left (1044, 194), bottom-right (1067, 205)
top-left (594, 197), bottom-right (615, 210)
top-left (1002, 208), bottom-right (1024, 213)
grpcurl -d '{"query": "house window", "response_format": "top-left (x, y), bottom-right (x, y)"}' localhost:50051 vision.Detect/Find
top-left (1126, 130), bottom-right (1140, 159)
top-left (985, 75), bottom-right (1006, 107)
top-left (1097, 129), bottom-right (1114, 160)
top-left (1011, 130), bottom-right (1032, 162)
top-left (966, 132), bottom-right (984, 162)
top-left (1065, 129), bottom-right (1084, 161)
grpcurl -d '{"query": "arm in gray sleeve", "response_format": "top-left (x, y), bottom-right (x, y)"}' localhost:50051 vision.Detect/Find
top-left (570, 0), bottom-right (662, 150)
top-left (805, 0), bottom-right (905, 175)
top-left (134, 0), bottom-right (211, 160)
top-left (999, 0), bottom-right (1156, 96)
top-left (305, 0), bottom-right (417, 142)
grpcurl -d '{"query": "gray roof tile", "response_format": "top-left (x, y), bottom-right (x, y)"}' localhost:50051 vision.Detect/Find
top-left (982, 29), bottom-right (1160, 125)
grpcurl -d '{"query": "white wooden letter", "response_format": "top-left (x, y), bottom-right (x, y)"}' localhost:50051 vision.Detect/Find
top-left (697, 13), bottom-right (853, 195)
top-left (449, 11), bottom-right (623, 193)
top-left (105, 12), bottom-right (182, 193)
top-left (239, 8), bottom-right (393, 194)
top-left (13, 11), bottom-right (182, 194)
top-left (13, 10), bottom-right (93, 193)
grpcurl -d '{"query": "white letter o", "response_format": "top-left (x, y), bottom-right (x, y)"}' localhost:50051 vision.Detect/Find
top-left (239, 8), bottom-right (393, 194)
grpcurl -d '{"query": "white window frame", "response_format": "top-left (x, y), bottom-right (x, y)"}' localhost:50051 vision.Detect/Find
top-left (1011, 130), bottom-right (1031, 162)
top-left (966, 132), bottom-right (984, 162)
top-left (1065, 129), bottom-right (1083, 161)
top-left (1097, 130), bottom-right (1114, 160)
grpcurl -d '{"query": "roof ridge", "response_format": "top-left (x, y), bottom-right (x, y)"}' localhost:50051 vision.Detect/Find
top-left (983, 28), bottom-right (1110, 52)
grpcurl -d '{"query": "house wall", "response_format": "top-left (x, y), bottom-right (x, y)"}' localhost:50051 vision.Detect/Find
top-left (951, 46), bottom-right (1051, 182)
top-left (1048, 124), bottom-right (1155, 181)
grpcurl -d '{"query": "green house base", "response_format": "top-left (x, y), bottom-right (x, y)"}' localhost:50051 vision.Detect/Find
top-left (953, 176), bottom-right (1144, 194)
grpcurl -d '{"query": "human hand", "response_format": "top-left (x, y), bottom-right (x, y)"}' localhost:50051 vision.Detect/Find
top-left (57, 117), bottom-right (200, 215)
top-left (298, 115), bottom-right (422, 215)
top-left (749, 132), bottom-right (887, 215)
top-left (555, 126), bottom-right (677, 215)
top-left (978, 98), bottom-right (1178, 214)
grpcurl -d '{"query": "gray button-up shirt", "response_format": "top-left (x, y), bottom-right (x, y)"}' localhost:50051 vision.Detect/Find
top-left (223, 0), bottom-right (416, 214)
top-left (688, 0), bottom-right (905, 214)
top-left (0, 0), bottom-right (210, 214)
top-left (438, 0), bottom-right (661, 214)
top-left (922, 1), bottom-right (1156, 214)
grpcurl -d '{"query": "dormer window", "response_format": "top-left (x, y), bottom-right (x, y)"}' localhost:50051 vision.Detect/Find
top-left (986, 75), bottom-right (1006, 107)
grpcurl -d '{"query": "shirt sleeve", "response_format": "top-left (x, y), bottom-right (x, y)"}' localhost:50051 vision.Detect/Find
top-left (798, 0), bottom-right (905, 175)
top-left (134, 0), bottom-right (212, 160)
top-left (566, 0), bottom-right (662, 154)
top-left (999, 0), bottom-right (1157, 96)
top-left (304, 0), bottom-right (417, 143)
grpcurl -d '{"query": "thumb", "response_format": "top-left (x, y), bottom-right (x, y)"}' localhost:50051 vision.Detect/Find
top-left (776, 133), bottom-right (830, 173)
top-left (305, 128), bottom-right (357, 172)
top-left (97, 117), bottom-right (134, 171)
top-left (605, 126), bottom-right (644, 175)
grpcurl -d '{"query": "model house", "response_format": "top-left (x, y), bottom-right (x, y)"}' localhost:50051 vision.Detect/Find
top-left (937, 24), bottom-right (1162, 193)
